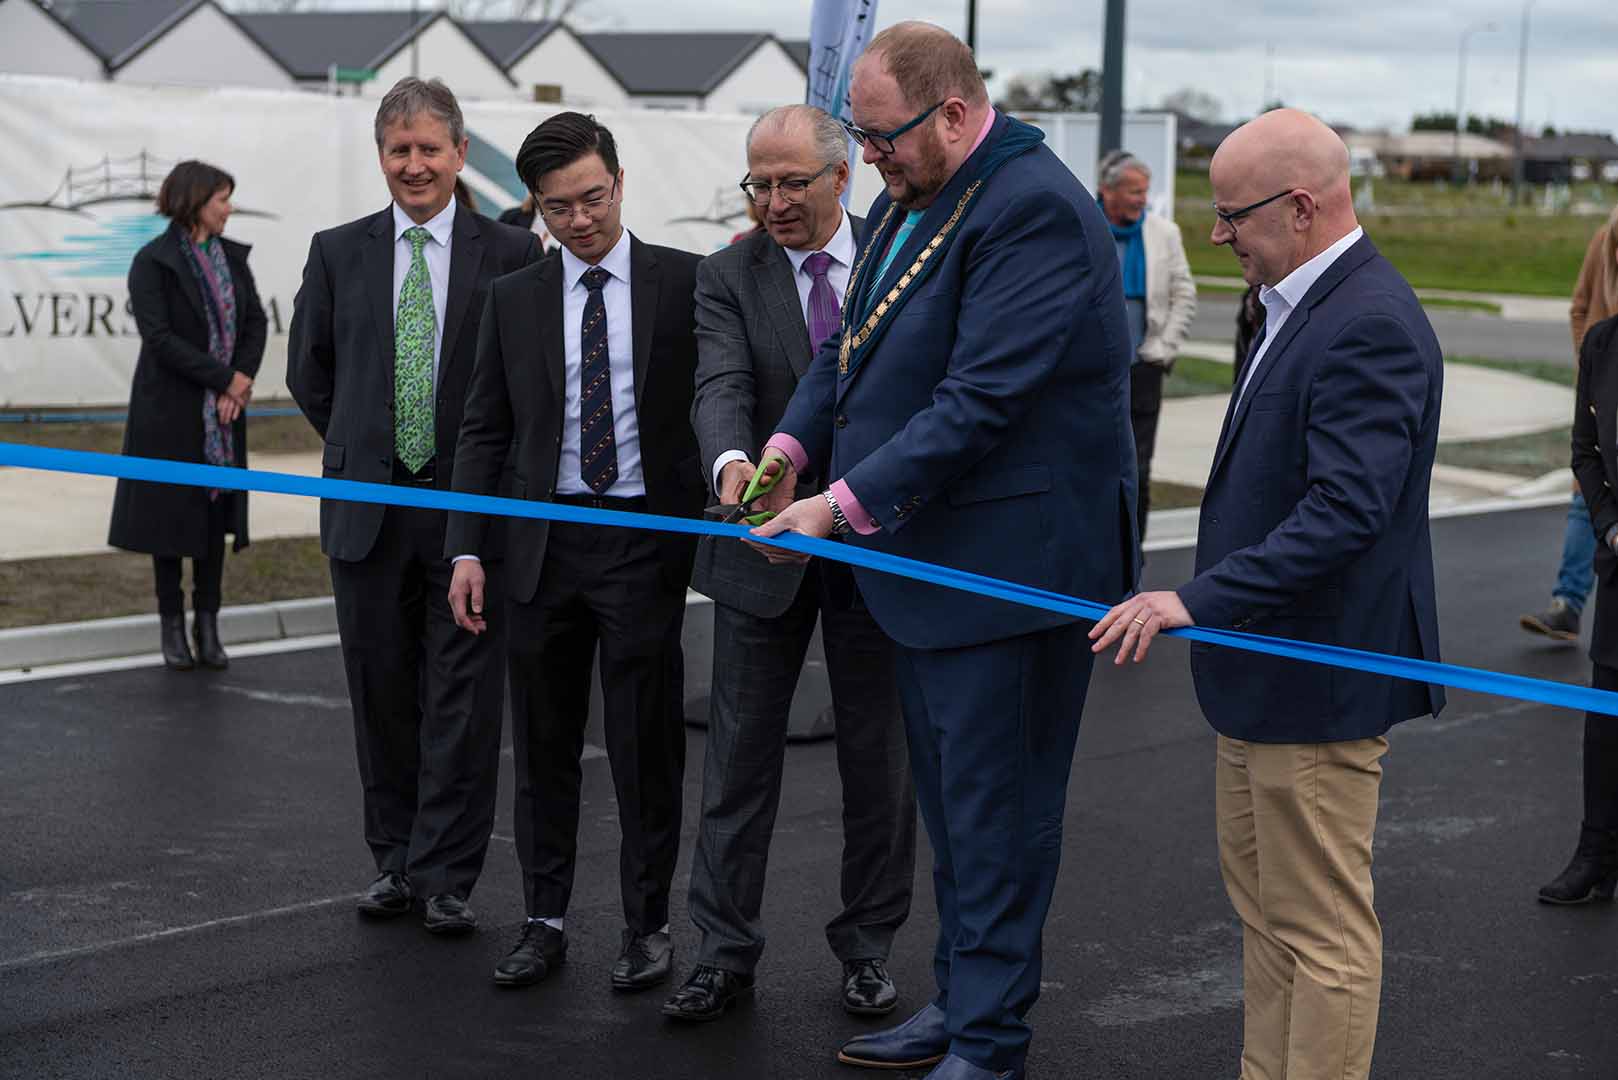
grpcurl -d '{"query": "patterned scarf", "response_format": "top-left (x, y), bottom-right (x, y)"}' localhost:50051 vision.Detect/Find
top-left (179, 230), bottom-right (238, 497)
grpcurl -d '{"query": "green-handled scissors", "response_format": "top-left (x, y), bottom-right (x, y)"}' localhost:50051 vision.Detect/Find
top-left (717, 453), bottom-right (789, 526)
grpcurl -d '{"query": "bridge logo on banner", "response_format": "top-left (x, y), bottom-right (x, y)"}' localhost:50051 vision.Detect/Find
top-left (805, 0), bottom-right (880, 206)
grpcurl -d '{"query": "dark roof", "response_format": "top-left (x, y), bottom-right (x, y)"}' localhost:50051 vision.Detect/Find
top-left (51, 0), bottom-right (204, 68)
top-left (577, 31), bottom-right (771, 96)
top-left (782, 38), bottom-right (809, 72)
top-left (1524, 133), bottom-right (1618, 162)
top-left (457, 19), bottom-right (558, 70)
top-left (234, 9), bottom-right (436, 80)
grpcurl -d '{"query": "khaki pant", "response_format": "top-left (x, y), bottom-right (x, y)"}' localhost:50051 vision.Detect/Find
top-left (1216, 734), bottom-right (1388, 1080)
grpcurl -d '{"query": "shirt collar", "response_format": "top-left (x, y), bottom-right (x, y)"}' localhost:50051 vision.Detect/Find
top-left (392, 198), bottom-right (456, 247)
top-left (1260, 225), bottom-right (1365, 314)
top-left (783, 207), bottom-right (854, 275)
top-left (561, 227), bottom-right (632, 290)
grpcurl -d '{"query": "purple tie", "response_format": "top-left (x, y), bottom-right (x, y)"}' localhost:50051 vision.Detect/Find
top-left (803, 250), bottom-right (841, 350)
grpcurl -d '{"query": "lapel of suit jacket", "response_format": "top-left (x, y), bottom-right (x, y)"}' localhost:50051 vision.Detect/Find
top-left (536, 252), bottom-right (564, 410)
top-left (437, 208), bottom-right (485, 387)
top-left (629, 235), bottom-right (658, 417)
top-left (363, 208), bottom-right (396, 399)
top-left (753, 234), bottom-right (812, 378)
top-left (1207, 235), bottom-right (1379, 483)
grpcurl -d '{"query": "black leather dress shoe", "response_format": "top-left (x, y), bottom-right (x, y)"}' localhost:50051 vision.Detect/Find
top-left (1539, 826), bottom-right (1618, 904)
top-left (423, 894), bottom-right (477, 935)
top-left (192, 610), bottom-right (229, 669)
top-left (160, 614), bottom-right (195, 671)
top-left (843, 958), bottom-right (899, 1015)
top-left (493, 922), bottom-right (567, 987)
top-left (356, 871), bottom-right (412, 918)
top-left (611, 929), bottom-right (672, 991)
top-left (660, 965), bottom-right (755, 1022)
top-left (838, 1001), bottom-right (949, 1070)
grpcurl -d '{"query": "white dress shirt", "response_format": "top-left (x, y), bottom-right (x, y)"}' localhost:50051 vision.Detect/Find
top-left (391, 199), bottom-right (454, 391)
top-left (1236, 225), bottom-right (1364, 406)
top-left (711, 208), bottom-right (855, 494)
top-left (557, 228), bottom-right (644, 497)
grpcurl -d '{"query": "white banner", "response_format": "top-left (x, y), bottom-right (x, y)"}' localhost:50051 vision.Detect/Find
top-left (805, 0), bottom-right (879, 204)
top-left (0, 76), bottom-right (783, 407)
top-left (0, 75), bottom-right (1172, 408)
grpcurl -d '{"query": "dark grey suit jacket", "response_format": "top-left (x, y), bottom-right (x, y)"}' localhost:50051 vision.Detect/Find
top-left (286, 206), bottom-right (540, 562)
top-left (690, 216), bottom-right (862, 618)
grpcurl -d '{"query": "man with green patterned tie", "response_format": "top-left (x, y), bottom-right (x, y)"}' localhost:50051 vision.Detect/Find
top-left (287, 77), bottom-right (539, 936)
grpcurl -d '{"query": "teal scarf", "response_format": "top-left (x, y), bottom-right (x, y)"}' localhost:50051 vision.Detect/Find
top-left (841, 115), bottom-right (1046, 377)
top-left (1102, 198), bottom-right (1147, 300)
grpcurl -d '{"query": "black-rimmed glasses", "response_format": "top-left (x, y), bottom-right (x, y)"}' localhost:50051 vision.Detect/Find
top-left (1212, 189), bottom-right (1296, 237)
top-left (540, 177), bottom-right (620, 226)
top-left (738, 163), bottom-right (836, 206)
top-left (841, 101), bottom-right (945, 156)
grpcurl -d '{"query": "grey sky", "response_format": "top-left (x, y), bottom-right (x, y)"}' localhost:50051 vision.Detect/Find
top-left (564, 0), bottom-right (1618, 137)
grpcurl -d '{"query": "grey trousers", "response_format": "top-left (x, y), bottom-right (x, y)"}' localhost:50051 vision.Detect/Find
top-left (688, 562), bottom-right (916, 974)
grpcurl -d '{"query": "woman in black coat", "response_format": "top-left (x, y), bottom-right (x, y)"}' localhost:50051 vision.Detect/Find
top-left (1547, 312), bottom-right (1618, 903)
top-left (108, 161), bottom-right (267, 671)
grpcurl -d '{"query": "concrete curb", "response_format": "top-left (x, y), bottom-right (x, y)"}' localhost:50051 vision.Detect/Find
top-left (0, 598), bottom-right (337, 672)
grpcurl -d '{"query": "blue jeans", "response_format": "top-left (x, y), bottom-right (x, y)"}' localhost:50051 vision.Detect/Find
top-left (1555, 490), bottom-right (1596, 614)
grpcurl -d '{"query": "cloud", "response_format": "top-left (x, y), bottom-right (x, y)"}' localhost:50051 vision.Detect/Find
top-left (576, 0), bottom-right (1618, 135)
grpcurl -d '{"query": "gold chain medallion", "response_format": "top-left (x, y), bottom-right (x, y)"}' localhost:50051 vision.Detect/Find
top-left (838, 181), bottom-right (982, 375)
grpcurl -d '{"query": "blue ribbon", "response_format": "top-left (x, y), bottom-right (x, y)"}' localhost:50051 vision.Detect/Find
top-left (5, 440), bottom-right (1615, 715)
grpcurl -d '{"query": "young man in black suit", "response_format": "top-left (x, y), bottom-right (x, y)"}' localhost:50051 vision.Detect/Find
top-left (445, 112), bottom-right (706, 992)
top-left (286, 77), bottom-right (540, 935)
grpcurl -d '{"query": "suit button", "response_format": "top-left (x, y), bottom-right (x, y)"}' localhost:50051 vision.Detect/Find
top-left (836, 414), bottom-right (848, 428)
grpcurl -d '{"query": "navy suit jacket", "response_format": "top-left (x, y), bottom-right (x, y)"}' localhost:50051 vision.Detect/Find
top-left (1177, 235), bottom-right (1446, 742)
top-left (775, 111), bottom-right (1139, 650)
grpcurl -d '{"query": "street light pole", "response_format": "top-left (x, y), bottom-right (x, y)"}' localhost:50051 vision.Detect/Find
top-left (965, 0), bottom-right (977, 53)
top-left (1453, 22), bottom-right (1495, 184)
top-left (1099, 0), bottom-right (1126, 154)
top-left (1511, 0), bottom-right (1534, 205)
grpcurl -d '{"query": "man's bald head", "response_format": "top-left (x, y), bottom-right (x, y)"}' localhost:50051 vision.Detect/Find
top-left (1209, 108), bottom-right (1359, 286)
top-left (1214, 108), bottom-right (1352, 209)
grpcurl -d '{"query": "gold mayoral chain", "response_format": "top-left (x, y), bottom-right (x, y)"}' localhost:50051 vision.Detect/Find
top-left (839, 180), bottom-right (983, 375)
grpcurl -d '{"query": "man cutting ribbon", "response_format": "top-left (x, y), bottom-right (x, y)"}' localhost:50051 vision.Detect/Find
top-left (749, 21), bottom-right (1138, 1080)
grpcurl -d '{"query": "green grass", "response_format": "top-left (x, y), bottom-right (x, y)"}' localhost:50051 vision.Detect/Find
top-left (1447, 355), bottom-right (1576, 387)
top-left (1434, 426), bottom-right (1571, 479)
top-left (1174, 170), bottom-right (1608, 298)
top-left (1164, 354), bottom-right (1235, 398)
top-left (1150, 479), bottom-right (1203, 511)
top-left (0, 410), bottom-right (322, 456)
top-left (0, 536), bottom-right (330, 630)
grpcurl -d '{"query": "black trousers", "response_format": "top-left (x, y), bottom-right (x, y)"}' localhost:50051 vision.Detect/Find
top-left (1584, 663), bottom-right (1618, 833)
top-left (153, 498), bottom-right (227, 616)
top-left (329, 503), bottom-right (506, 899)
top-left (507, 520), bottom-right (691, 931)
top-left (1129, 361), bottom-right (1165, 541)
top-left (689, 562), bottom-right (915, 975)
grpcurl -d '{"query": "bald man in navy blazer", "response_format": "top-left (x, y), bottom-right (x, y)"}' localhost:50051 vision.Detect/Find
top-left (1094, 109), bottom-right (1445, 1080)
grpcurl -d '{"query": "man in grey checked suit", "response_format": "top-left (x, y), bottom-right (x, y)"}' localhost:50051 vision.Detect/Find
top-left (662, 105), bottom-right (916, 1024)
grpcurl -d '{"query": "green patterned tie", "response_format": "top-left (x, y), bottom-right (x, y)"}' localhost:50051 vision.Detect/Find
top-left (394, 225), bottom-right (436, 474)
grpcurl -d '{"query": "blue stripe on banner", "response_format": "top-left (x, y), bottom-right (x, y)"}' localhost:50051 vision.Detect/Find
top-left (4, 439), bottom-right (1616, 716)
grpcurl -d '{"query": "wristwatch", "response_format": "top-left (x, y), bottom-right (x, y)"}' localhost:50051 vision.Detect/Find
top-left (823, 489), bottom-right (852, 536)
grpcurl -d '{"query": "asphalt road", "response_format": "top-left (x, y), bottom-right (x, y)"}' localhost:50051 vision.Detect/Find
top-left (1190, 295), bottom-right (1576, 365)
top-left (2, 505), bottom-right (1616, 1079)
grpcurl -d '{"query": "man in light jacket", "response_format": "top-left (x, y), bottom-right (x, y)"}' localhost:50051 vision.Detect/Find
top-left (1098, 150), bottom-right (1197, 540)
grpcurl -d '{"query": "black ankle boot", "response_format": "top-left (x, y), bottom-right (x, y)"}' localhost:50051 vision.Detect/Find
top-left (160, 614), bottom-right (195, 670)
top-left (1538, 825), bottom-right (1618, 905)
top-left (192, 611), bottom-right (229, 670)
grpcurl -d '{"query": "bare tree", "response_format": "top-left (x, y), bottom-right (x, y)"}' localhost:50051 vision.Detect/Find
top-left (448, 0), bottom-right (590, 19)
top-left (1158, 87), bottom-right (1223, 123)
top-left (995, 70), bottom-right (1103, 113)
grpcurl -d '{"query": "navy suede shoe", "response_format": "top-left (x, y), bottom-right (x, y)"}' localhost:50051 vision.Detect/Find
top-left (924, 1054), bottom-right (1022, 1080)
top-left (836, 1002), bottom-right (949, 1070)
